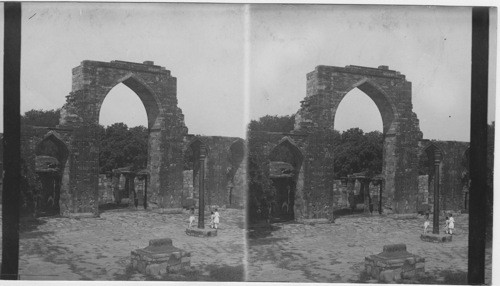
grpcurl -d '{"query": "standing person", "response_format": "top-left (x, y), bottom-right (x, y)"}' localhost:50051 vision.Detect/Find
top-left (448, 213), bottom-right (455, 235)
top-left (210, 211), bottom-right (215, 228)
top-left (423, 218), bottom-right (430, 234)
top-left (444, 216), bottom-right (450, 234)
top-left (213, 208), bottom-right (220, 229)
top-left (189, 208), bottom-right (196, 228)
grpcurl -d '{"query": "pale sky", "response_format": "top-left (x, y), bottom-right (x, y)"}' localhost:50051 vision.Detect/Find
top-left (0, 4), bottom-right (496, 141)
top-left (250, 5), bottom-right (496, 141)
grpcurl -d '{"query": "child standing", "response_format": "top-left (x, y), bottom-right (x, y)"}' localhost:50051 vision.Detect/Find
top-left (213, 208), bottom-right (220, 229)
top-left (189, 208), bottom-right (196, 228)
top-left (423, 218), bottom-right (430, 234)
top-left (210, 211), bottom-right (215, 228)
top-left (448, 213), bottom-right (455, 235)
top-left (444, 216), bottom-right (450, 234)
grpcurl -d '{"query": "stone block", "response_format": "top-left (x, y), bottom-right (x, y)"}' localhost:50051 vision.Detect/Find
top-left (130, 238), bottom-right (190, 277)
top-left (379, 269), bottom-right (395, 283)
top-left (185, 227), bottom-right (218, 237)
top-left (420, 233), bottom-right (452, 243)
top-left (365, 244), bottom-right (425, 282)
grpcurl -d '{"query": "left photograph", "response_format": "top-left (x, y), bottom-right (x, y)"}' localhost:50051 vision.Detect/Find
top-left (15, 2), bottom-right (246, 281)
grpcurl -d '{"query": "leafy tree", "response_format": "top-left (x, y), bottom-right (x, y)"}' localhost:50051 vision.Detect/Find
top-left (333, 128), bottom-right (383, 179)
top-left (98, 123), bottom-right (149, 173)
top-left (21, 108), bottom-right (61, 127)
top-left (248, 115), bottom-right (295, 133)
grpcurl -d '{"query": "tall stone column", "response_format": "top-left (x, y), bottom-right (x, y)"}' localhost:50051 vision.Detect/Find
top-left (432, 150), bottom-right (441, 234)
top-left (197, 146), bottom-right (206, 229)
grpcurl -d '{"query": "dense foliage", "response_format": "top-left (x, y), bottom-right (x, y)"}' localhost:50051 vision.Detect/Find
top-left (333, 128), bottom-right (383, 179)
top-left (98, 123), bottom-right (148, 173)
top-left (21, 108), bottom-right (61, 127)
top-left (247, 115), bottom-right (295, 133)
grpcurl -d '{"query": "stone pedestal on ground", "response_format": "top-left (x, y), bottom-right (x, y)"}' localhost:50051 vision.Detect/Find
top-left (364, 244), bottom-right (425, 283)
top-left (185, 227), bottom-right (217, 237)
top-left (420, 233), bottom-right (452, 243)
top-left (131, 238), bottom-right (190, 277)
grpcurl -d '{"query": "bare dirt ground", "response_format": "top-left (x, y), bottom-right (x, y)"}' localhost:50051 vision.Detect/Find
top-left (18, 207), bottom-right (245, 281)
top-left (247, 213), bottom-right (493, 284)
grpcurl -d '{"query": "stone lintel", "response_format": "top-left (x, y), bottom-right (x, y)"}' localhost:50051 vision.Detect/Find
top-left (79, 60), bottom-right (171, 75)
top-left (314, 65), bottom-right (406, 80)
top-left (185, 228), bottom-right (218, 237)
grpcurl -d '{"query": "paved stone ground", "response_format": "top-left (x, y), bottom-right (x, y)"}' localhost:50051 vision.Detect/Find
top-left (18, 208), bottom-right (245, 281)
top-left (247, 213), bottom-right (493, 284)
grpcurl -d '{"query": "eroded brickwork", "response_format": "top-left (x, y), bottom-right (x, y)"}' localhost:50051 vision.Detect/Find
top-left (295, 65), bottom-right (423, 213)
top-left (418, 140), bottom-right (469, 211)
top-left (58, 60), bottom-right (188, 213)
top-left (182, 135), bottom-right (246, 209)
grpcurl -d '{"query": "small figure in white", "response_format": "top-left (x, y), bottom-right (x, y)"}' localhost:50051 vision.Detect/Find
top-left (189, 208), bottom-right (196, 228)
top-left (423, 218), bottom-right (430, 234)
top-left (213, 208), bottom-right (220, 229)
top-left (444, 216), bottom-right (450, 234)
top-left (448, 213), bottom-right (455, 235)
top-left (210, 211), bottom-right (215, 228)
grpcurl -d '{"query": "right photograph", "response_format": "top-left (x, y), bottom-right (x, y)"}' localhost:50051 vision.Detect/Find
top-left (246, 5), bottom-right (495, 284)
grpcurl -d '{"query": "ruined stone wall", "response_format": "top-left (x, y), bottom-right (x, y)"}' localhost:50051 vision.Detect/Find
top-left (183, 135), bottom-right (245, 208)
top-left (247, 131), bottom-right (310, 218)
top-left (59, 60), bottom-right (188, 212)
top-left (98, 174), bottom-right (114, 204)
top-left (20, 126), bottom-right (74, 215)
top-left (418, 140), bottom-right (469, 211)
top-left (294, 65), bottom-right (423, 213)
top-left (418, 175), bottom-right (429, 210)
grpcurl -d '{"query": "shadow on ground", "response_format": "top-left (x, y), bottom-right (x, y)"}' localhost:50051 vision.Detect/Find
top-left (247, 221), bottom-right (282, 239)
top-left (19, 217), bottom-right (48, 233)
top-left (98, 203), bottom-right (130, 213)
top-left (115, 264), bottom-right (244, 281)
top-left (356, 269), bottom-right (468, 284)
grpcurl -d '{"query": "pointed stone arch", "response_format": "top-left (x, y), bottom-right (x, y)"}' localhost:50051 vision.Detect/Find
top-left (34, 131), bottom-right (70, 216)
top-left (58, 60), bottom-right (187, 215)
top-left (295, 65), bottom-right (422, 213)
top-left (268, 137), bottom-right (305, 221)
top-left (99, 73), bottom-right (163, 129)
top-left (270, 137), bottom-right (304, 171)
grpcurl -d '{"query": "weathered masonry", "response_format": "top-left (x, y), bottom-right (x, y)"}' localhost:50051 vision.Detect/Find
top-left (21, 60), bottom-right (245, 216)
top-left (249, 65), bottom-right (469, 220)
top-left (57, 60), bottom-right (187, 215)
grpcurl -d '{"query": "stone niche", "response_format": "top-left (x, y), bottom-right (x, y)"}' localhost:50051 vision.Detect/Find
top-left (364, 244), bottom-right (425, 283)
top-left (131, 238), bottom-right (191, 277)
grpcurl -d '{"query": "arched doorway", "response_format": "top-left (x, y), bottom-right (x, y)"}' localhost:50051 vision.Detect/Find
top-left (334, 87), bottom-right (384, 214)
top-left (268, 138), bottom-right (303, 221)
top-left (35, 133), bottom-right (69, 216)
top-left (98, 82), bottom-right (149, 209)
